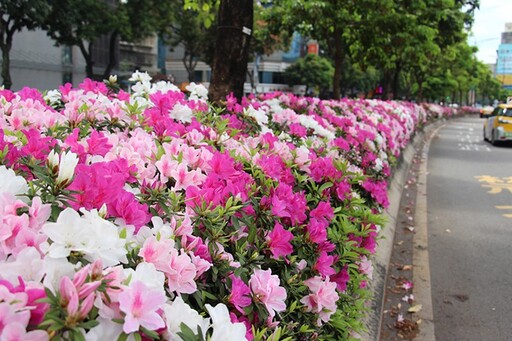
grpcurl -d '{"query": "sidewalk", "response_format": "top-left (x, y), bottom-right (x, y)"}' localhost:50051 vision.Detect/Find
top-left (363, 121), bottom-right (444, 341)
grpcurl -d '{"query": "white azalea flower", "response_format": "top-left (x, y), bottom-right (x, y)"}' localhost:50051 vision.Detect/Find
top-left (129, 70), bottom-right (152, 83)
top-left (164, 296), bottom-right (210, 340)
top-left (152, 81), bottom-right (180, 94)
top-left (298, 116), bottom-right (335, 139)
top-left (245, 105), bottom-right (268, 126)
top-left (0, 165), bottom-right (29, 198)
top-left (42, 207), bottom-right (127, 267)
top-left (85, 317), bottom-right (126, 341)
top-left (44, 89), bottom-right (61, 104)
top-left (170, 103), bottom-right (193, 123)
top-left (124, 263), bottom-right (165, 294)
top-left (206, 303), bottom-right (247, 341)
top-left (374, 158), bottom-right (383, 172)
top-left (0, 247), bottom-right (45, 283)
top-left (131, 81), bottom-right (151, 97)
top-left (186, 82), bottom-right (208, 101)
top-left (41, 257), bottom-right (78, 292)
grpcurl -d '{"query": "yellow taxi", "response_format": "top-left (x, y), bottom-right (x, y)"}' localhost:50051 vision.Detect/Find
top-left (483, 103), bottom-right (512, 145)
top-left (479, 105), bottom-right (494, 118)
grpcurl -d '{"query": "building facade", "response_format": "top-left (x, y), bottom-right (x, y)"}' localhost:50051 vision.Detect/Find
top-left (165, 32), bottom-right (308, 95)
top-left (2, 28), bottom-right (161, 92)
top-left (496, 23), bottom-right (512, 90)
top-left (5, 25), bottom-right (305, 95)
top-left (4, 28), bottom-right (86, 91)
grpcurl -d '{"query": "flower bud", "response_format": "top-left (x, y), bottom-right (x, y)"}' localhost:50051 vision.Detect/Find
top-left (56, 151), bottom-right (79, 187)
top-left (99, 203), bottom-right (108, 219)
top-left (47, 150), bottom-right (60, 176)
top-left (78, 293), bottom-right (96, 319)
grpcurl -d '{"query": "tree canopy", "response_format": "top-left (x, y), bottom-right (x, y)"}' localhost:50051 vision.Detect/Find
top-left (3, 0), bottom-right (506, 104)
top-left (43, 0), bottom-right (175, 79)
top-left (283, 54), bottom-right (333, 96)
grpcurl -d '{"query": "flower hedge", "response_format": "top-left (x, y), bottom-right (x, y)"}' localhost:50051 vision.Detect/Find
top-left (0, 72), bottom-right (458, 341)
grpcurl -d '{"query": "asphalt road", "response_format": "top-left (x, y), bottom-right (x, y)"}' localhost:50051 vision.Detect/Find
top-left (427, 116), bottom-right (512, 340)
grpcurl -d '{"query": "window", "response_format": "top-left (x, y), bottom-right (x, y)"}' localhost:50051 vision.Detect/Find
top-left (62, 72), bottom-right (72, 84)
top-left (62, 46), bottom-right (72, 65)
top-left (194, 70), bottom-right (203, 82)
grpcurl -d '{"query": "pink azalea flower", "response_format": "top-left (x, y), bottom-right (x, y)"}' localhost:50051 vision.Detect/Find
top-left (310, 201), bottom-right (334, 223)
top-left (107, 190), bottom-right (150, 230)
top-left (229, 312), bottom-right (254, 341)
top-left (168, 163), bottom-right (206, 191)
top-left (138, 236), bottom-right (174, 271)
top-left (85, 130), bottom-right (112, 156)
top-left (306, 218), bottom-right (328, 244)
top-left (402, 281), bottom-right (413, 291)
top-left (358, 256), bottom-right (374, 280)
top-left (268, 183), bottom-right (307, 225)
top-left (266, 222), bottom-right (294, 259)
top-left (331, 267), bottom-right (350, 292)
top-left (362, 230), bottom-right (377, 254)
top-left (28, 196), bottom-right (51, 229)
top-left (118, 281), bottom-right (166, 334)
top-left (166, 249), bottom-right (198, 295)
top-left (300, 276), bottom-right (339, 325)
top-left (249, 269), bottom-right (286, 319)
top-left (362, 179), bottom-right (390, 208)
top-left (314, 251), bottom-right (336, 277)
top-left (228, 274), bottom-right (251, 314)
top-left (0, 322), bottom-right (49, 341)
top-left (288, 123), bottom-right (307, 137)
top-left (336, 179), bottom-right (352, 200)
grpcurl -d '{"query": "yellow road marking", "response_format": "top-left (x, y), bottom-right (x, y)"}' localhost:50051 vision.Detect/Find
top-left (475, 176), bottom-right (512, 194)
top-left (495, 206), bottom-right (512, 219)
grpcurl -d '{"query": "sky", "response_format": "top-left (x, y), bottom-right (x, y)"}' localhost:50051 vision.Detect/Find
top-left (469, 0), bottom-right (512, 64)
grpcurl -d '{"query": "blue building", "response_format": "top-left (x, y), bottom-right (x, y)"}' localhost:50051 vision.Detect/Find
top-left (496, 23), bottom-right (512, 90)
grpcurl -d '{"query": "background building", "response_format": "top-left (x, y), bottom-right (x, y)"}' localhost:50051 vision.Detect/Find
top-left (4, 27), bottom-right (304, 95)
top-left (5, 28), bottom-right (86, 91)
top-left (3, 29), bottom-right (161, 92)
top-left (165, 32), bottom-right (307, 95)
top-left (496, 22), bottom-right (512, 90)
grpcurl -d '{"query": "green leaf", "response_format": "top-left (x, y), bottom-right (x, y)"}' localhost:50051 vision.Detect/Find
top-left (177, 322), bottom-right (199, 341)
top-left (117, 333), bottom-right (129, 341)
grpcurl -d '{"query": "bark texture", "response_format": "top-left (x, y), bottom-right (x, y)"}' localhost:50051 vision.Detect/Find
top-left (209, 0), bottom-right (253, 103)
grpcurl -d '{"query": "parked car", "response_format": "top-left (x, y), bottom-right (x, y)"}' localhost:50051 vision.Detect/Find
top-left (483, 103), bottom-right (512, 145)
top-left (479, 105), bottom-right (494, 118)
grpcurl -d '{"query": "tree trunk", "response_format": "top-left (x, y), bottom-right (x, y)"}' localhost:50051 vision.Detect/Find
top-left (78, 40), bottom-right (94, 79)
top-left (416, 79), bottom-right (424, 103)
top-left (391, 61), bottom-right (402, 100)
top-left (332, 27), bottom-right (344, 100)
top-left (209, 0), bottom-right (253, 103)
top-left (0, 29), bottom-right (14, 89)
top-left (0, 42), bottom-right (12, 90)
top-left (102, 30), bottom-right (119, 80)
top-left (183, 51), bottom-right (198, 83)
top-left (381, 71), bottom-right (392, 100)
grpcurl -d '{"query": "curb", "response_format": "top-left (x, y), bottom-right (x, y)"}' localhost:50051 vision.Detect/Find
top-left (411, 124), bottom-right (444, 341)
top-left (363, 121), bottom-right (444, 341)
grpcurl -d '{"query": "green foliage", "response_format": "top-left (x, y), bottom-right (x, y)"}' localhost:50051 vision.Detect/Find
top-left (165, 1), bottom-right (217, 78)
top-left (183, 0), bottom-right (219, 28)
top-left (43, 0), bottom-right (178, 78)
top-left (284, 54), bottom-right (334, 94)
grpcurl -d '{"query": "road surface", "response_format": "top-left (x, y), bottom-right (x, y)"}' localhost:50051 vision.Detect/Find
top-left (427, 116), bottom-right (512, 340)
